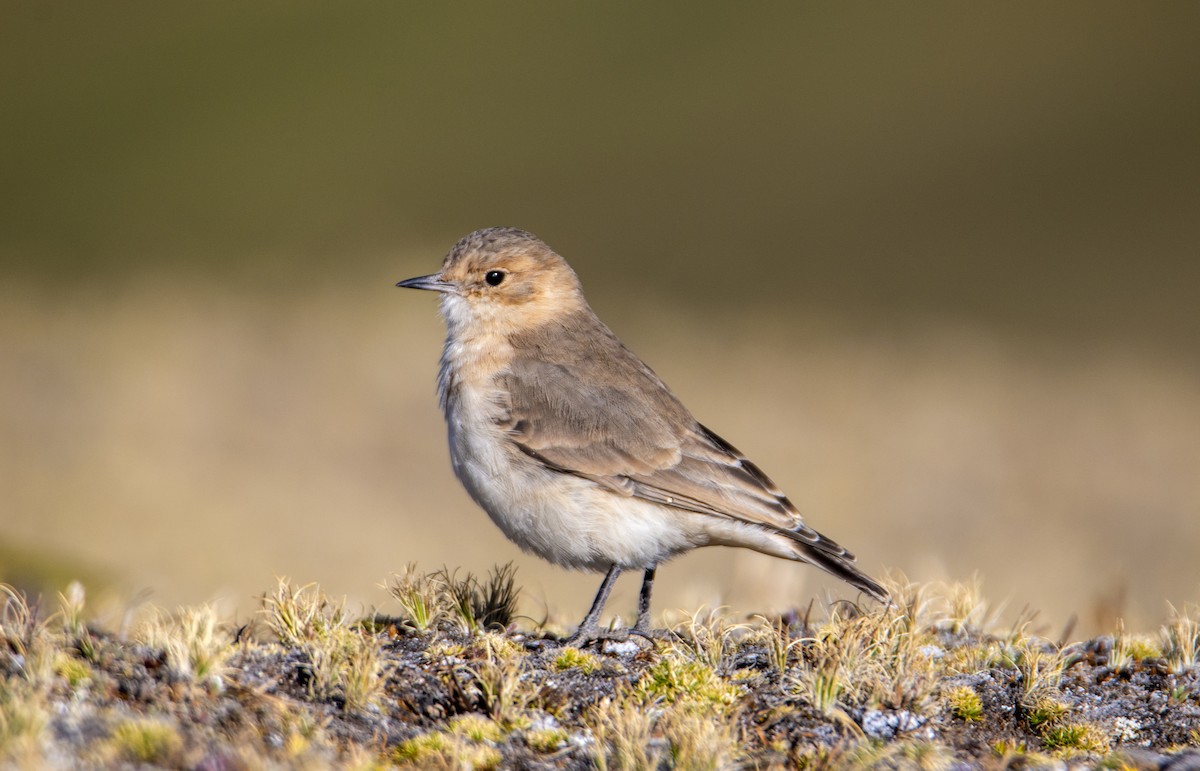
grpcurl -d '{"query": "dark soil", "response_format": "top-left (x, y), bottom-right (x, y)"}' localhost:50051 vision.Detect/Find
top-left (6, 614), bottom-right (1200, 770)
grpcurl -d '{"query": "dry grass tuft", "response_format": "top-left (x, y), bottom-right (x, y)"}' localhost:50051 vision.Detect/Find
top-left (387, 563), bottom-right (446, 633)
top-left (789, 578), bottom-right (940, 717)
top-left (1108, 618), bottom-right (1162, 672)
top-left (387, 563), bottom-right (520, 635)
top-left (668, 607), bottom-right (749, 670)
top-left (586, 696), bottom-right (663, 771)
top-left (1017, 645), bottom-right (1066, 709)
top-left (436, 563), bottom-right (521, 634)
top-left (106, 719), bottom-right (184, 766)
top-left (1161, 603), bottom-right (1199, 674)
top-left (259, 578), bottom-right (383, 710)
top-left (136, 603), bottom-right (230, 686)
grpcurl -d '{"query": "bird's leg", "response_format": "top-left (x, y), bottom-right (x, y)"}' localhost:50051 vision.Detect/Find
top-left (634, 567), bottom-right (656, 634)
top-left (565, 564), bottom-right (621, 646)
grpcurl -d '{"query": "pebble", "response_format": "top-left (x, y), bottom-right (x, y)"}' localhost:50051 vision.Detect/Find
top-left (861, 709), bottom-right (925, 739)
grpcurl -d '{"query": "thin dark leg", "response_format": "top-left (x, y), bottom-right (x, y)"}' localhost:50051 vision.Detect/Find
top-left (634, 567), bottom-right (656, 633)
top-left (565, 564), bottom-right (621, 645)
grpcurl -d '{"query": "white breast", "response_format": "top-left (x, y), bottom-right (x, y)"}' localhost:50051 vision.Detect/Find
top-left (435, 293), bottom-right (701, 572)
top-left (442, 370), bottom-right (697, 573)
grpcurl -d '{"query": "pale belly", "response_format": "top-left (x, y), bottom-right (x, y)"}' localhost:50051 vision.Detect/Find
top-left (445, 398), bottom-right (699, 572)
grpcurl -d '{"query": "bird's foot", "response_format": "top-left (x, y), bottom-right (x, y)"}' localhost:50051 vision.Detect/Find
top-left (563, 625), bottom-right (662, 649)
top-left (628, 611), bottom-right (674, 642)
top-left (629, 623), bottom-right (671, 642)
top-left (562, 626), bottom-right (627, 648)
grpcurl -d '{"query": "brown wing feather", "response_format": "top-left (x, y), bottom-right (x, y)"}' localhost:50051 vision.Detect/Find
top-left (499, 311), bottom-right (853, 560)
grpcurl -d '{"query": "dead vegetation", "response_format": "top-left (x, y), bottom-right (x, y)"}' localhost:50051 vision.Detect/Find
top-left (2, 571), bottom-right (1199, 769)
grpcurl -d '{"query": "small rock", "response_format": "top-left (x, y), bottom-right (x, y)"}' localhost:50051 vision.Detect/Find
top-left (1112, 716), bottom-right (1141, 743)
top-left (861, 709), bottom-right (925, 739)
top-left (601, 640), bottom-right (640, 657)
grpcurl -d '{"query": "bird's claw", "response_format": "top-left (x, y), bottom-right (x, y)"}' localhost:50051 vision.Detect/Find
top-left (563, 626), bottom-right (663, 648)
top-left (630, 626), bottom-right (671, 642)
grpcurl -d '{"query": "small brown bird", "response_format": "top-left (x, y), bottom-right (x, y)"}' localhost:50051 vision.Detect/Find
top-left (398, 227), bottom-right (886, 644)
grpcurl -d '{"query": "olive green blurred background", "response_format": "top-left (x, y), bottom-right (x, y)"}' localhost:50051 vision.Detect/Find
top-left (2, 3), bottom-right (1198, 634)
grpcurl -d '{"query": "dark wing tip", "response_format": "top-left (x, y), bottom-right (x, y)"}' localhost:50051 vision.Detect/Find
top-left (796, 543), bottom-right (889, 603)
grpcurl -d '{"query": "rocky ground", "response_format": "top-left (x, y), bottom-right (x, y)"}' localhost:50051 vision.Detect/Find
top-left (2, 573), bottom-right (1199, 769)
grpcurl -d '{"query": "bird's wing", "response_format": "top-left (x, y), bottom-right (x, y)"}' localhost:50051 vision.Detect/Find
top-left (498, 320), bottom-right (853, 561)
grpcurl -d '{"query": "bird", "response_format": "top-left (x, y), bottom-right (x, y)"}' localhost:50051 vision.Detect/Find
top-left (397, 227), bottom-right (887, 645)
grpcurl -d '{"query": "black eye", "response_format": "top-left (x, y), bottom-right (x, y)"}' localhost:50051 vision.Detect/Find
top-left (485, 270), bottom-right (506, 286)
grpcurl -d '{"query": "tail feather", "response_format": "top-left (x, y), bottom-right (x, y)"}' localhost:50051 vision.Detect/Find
top-left (795, 542), bottom-right (888, 603)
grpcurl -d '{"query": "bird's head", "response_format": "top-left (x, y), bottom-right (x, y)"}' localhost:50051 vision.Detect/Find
top-left (397, 227), bottom-right (586, 334)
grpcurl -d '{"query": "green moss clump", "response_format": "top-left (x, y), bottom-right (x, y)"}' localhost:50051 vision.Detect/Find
top-left (554, 647), bottom-right (600, 674)
top-left (945, 686), bottom-right (983, 722)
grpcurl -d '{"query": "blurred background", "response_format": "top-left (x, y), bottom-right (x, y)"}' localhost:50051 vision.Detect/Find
top-left (2, 2), bottom-right (1198, 636)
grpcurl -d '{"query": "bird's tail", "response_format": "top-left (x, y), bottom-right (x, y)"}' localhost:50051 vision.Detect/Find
top-left (794, 541), bottom-right (889, 603)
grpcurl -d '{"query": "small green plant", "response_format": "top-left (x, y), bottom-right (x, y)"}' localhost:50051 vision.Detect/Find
top-left (394, 723), bottom-right (502, 769)
top-left (393, 732), bottom-right (450, 765)
top-left (1108, 619), bottom-right (1160, 672)
top-left (1025, 697), bottom-right (1071, 731)
top-left (425, 639), bottom-right (466, 661)
top-left (1108, 619), bottom-right (1134, 672)
top-left (306, 624), bottom-right (384, 711)
top-left (945, 640), bottom-right (998, 675)
top-left (449, 714), bottom-right (503, 743)
top-left (472, 631), bottom-right (523, 661)
top-left (633, 650), bottom-right (740, 714)
top-left (1040, 722), bottom-right (1109, 753)
top-left (945, 685), bottom-right (983, 722)
top-left (53, 652), bottom-right (92, 688)
top-left (387, 564), bottom-right (445, 632)
top-left (786, 590), bottom-right (939, 716)
top-left (1127, 637), bottom-right (1163, 661)
top-left (1, 584), bottom-right (53, 685)
top-left (554, 647), bottom-right (601, 674)
top-left (524, 727), bottom-right (567, 753)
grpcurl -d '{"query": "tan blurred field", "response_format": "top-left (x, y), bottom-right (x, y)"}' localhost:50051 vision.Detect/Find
top-left (3, 259), bottom-right (1197, 636)
top-left (2, 4), bottom-right (1199, 638)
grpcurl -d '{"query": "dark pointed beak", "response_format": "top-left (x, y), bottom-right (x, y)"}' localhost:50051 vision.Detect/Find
top-left (396, 273), bottom-right (455, 293)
